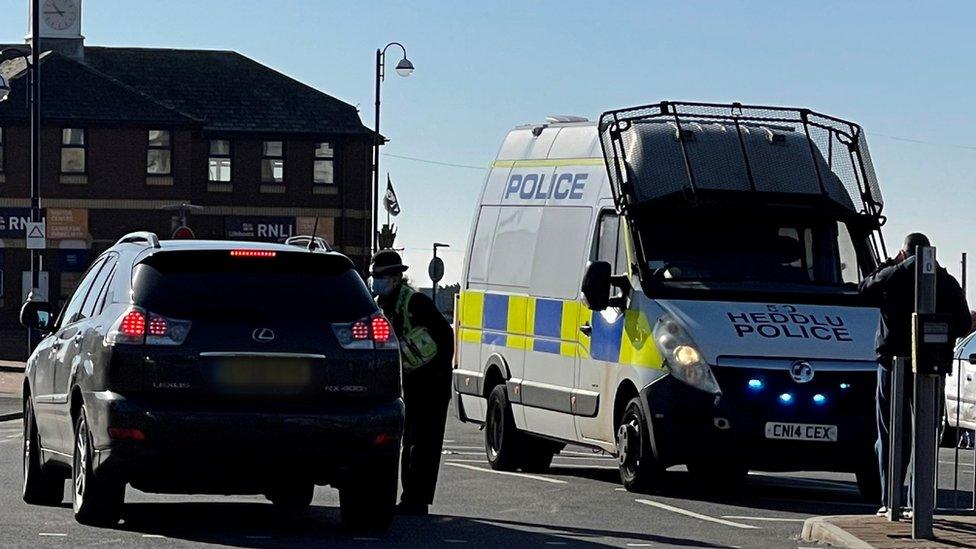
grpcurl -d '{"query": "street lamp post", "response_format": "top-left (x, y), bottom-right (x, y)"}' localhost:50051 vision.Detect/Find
top-left (1, 1), bottom-right (42, 354)
top-left (372, 42), bottom-right (414, 253)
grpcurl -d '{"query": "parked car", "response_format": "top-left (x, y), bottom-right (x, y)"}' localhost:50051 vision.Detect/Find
top-left (20, 233), bottom-right (403, 530)
top-left (944, 331), bottom-right (976, 447)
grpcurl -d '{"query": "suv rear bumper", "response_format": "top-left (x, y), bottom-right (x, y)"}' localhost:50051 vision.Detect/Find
top-left (85, 391), bottom-right (404, 492)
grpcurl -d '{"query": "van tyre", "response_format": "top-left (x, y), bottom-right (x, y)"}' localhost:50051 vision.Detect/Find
top-left (267, 481), bottom-right (314, 512)
top-left (72, 409), bottom-right (125, 526)
top-left (339, 457), bottom-right (397, 532)
top-left (617, 397), bottom-right (662, 492)
top-left (519, 437), bottom-right (557, 473)
top-left (485, 384), bottom-right (522, 471)
top-left (23, 396), bottom-right (65, 505)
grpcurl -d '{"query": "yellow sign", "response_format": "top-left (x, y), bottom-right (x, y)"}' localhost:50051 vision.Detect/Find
top-left (47, 208), bottom-right (88, 240)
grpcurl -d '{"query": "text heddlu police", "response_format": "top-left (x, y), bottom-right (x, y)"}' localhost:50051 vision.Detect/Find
top-left (727, 310), bottom-right (853, 341)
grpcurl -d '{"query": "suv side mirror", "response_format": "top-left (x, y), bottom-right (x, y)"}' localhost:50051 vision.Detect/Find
top-left (582, 261), bottom-right (612, 311)
top-left (20, 300), bottom-right (53, 333)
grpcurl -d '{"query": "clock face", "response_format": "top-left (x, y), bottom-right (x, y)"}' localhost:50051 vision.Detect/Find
top-left (42, 0), bottom-right (79, 32)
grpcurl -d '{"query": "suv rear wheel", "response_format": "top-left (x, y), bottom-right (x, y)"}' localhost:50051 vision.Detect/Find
top-left (23, 396), bottom-right (65, 505)
top-left (339, 457), bottom-right (397, 532)
top-left (73, 409), bottom-right (125, 526)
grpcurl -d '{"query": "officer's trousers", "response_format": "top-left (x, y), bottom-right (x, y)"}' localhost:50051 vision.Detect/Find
top-left (875, 363), bottom-right (945, 508)
top-left (400, 388), bottom-right (450, 506)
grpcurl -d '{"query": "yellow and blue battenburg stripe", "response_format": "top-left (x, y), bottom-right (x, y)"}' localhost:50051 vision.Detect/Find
top-left (458, 290), bottom-right (664, 369)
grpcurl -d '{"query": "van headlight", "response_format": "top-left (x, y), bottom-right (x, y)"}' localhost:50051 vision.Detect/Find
top-left (653, 314), bottom-right (721, 395)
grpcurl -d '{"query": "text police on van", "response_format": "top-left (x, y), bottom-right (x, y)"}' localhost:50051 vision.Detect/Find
top-left (504, 173), bottom-right (588, 201)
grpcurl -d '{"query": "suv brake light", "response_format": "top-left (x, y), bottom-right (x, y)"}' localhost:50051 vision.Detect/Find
top-left (333, 314), bottom-right (397, 350)
top-left (106, 307), bottom-right (192, 346)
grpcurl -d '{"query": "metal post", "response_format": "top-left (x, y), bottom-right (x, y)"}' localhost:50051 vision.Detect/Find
top-left (28, 0), bottom-right (41, 354)
top-left (913, 245), bottom-right (938, 539)
top-left (887, 357), bottom-right (906, 521)
top-left (372, 48), bottom-right (383, 255)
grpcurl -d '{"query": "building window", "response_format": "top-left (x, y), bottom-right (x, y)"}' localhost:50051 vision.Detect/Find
top-left (261, 141), bottom-right (284, 183)
top-left (146, 130), bottom-right (172, 175)
top-left (208, 140), bottom-right (232, 182)
top-left (61, 128), bottom-right (86, 174)
top-left (313, 142), bottom-right (334, 185)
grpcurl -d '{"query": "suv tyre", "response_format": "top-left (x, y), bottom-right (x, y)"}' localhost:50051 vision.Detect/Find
top-left (73, 409), bottom-right (125, 526)
top-left (22, 396), bottom-right (65, 505)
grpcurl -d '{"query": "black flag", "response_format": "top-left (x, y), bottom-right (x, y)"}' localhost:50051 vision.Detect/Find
top-left (384, 174), bottom-right (401, 217)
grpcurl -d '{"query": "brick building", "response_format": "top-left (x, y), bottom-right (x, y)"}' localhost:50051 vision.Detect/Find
top-left (0, 19), bottom-right (376, 358)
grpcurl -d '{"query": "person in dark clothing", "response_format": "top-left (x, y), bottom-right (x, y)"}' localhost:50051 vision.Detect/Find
top-left (370, 249), bottom-right (454, 517)
top-left (859, 233), bottom-right (971, 515)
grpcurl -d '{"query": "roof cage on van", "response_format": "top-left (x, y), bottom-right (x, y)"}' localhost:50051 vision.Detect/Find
top-left (597, 101), bottom-right (885, 224)
top-left (116, 231), bottom-right (161, 248)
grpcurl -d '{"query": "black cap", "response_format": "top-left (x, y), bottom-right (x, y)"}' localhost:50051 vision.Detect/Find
top-left (370, 249), bottom-right (408, 277)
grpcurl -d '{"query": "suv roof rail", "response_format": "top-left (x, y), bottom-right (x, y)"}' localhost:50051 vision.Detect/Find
top-left (116, 231), bottom-right (161, 249)
top-left (284, 235), bottom-right (332, 252)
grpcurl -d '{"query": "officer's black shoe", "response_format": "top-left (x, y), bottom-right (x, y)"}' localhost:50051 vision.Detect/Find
top-left (396, 501), bottom-right (429, 516)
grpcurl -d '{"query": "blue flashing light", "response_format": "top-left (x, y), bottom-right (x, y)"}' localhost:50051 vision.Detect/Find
top-left (778, 393), bottom-right (793, 404)
top-left (839, 383), bottom-right (851, 390)
top-left (747, 379), bottom-right (764, 390)
top-left (813, 394), bottom-right (827, 405)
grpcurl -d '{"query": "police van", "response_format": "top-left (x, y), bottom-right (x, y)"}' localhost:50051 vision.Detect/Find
top-left (454, 102), bottom-right (888, 497)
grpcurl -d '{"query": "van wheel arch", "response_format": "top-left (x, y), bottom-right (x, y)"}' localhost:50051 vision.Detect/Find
top-left (613, 380), bottom-right (639, 433)
top-left (482, 353), bottom-right (511, 399)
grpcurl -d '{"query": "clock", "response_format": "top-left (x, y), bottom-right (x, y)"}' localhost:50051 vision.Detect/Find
top-left (42, 0), bottom-right (79, 32)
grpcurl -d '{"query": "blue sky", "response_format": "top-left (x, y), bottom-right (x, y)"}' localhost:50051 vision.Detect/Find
top-left (3, 1), bottom-right (974, 302)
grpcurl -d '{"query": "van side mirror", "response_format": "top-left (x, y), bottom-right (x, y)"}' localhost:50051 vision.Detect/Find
top-left (582, 261), bottom-right (612, 311)
top-left (969, 353), bottom-right (976, 365)
top-left (20, 300), bottom-right (53, 333)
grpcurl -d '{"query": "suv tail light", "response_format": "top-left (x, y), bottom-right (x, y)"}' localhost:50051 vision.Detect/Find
top-left (333, 314), bottom-right (398, 350)
top-left (106, 307), bottom-right (192, 346)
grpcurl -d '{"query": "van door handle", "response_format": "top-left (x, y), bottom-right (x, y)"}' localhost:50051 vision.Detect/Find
top-left (579, 323), bottom-right (592, 337)
top-left (73, 333), bottom-right (84, 344)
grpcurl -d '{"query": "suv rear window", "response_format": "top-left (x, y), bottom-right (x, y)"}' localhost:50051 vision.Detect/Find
top-left (132, 250), bottom-right (375, 322)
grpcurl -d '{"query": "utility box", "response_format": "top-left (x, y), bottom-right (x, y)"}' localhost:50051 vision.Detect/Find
top-left (912, 312), bottom-right (954, 375)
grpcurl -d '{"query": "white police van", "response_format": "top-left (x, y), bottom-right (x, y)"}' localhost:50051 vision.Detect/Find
top-left (454, 102), bottom-right (889, 497)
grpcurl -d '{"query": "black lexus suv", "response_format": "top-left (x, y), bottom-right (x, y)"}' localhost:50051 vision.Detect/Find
top-left (20, 233), bottom-right (404, 530)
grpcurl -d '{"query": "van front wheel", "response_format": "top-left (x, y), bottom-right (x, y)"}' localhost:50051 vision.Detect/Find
top-left (617, 397), bottom-right (662, 493)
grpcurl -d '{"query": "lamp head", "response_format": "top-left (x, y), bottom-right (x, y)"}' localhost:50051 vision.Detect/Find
top-left (395, 58), bottom-right (415, 77)
top-left (0, 74), bottom-right (10, 102)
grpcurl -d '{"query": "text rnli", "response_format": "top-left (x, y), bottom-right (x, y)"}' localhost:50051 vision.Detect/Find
top-left (728, 309), bottom-right (853, 342)
top-left (504, 172), bottom-right (588, 201)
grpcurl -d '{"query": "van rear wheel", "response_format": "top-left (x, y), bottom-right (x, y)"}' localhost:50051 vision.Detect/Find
top-left (617, 397), bottom-right (662, 493)
top-left (485, 385), bottom-right (523, 471)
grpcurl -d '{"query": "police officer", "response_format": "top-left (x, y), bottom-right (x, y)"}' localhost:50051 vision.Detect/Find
top-left (370, 249), bottom-right (454, 516)
top-left (859, 233), bottom-right (971, 516)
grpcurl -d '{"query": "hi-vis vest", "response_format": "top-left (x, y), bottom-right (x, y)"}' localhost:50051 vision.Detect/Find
top-left (395, 285), bottom-right (439, 373)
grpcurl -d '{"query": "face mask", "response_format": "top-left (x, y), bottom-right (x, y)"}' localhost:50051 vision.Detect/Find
top-left (370, 276), bottom-right (397, 296)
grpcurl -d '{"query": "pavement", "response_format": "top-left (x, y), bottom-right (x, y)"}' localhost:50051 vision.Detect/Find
top-left (803, 514), bottom-right (976, 548)
top-left (0, 364), bottom-right (24, 421)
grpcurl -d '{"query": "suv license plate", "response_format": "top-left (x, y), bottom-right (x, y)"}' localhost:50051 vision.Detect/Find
top-left (764, 422), bottom-right (838, 442)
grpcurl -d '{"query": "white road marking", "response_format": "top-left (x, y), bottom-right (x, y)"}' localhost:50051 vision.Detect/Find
top-left (445, 462), bottom-right (567, 484)
top-left (142, 534), bottom-right (166, 538)
top-left (721, 516), bottom-right (806, 522)
top-left (626, 544), bottom-right (654, 547)
top-left (443, 445), bottom-right (483, 450)
top-left (635, 499), bottom-right (758, 529)
top-left (39, 533), bottom-right (68, 536)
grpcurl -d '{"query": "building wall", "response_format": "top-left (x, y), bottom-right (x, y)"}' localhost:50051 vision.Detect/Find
top-left (0, 122), bottom-right (374, 360)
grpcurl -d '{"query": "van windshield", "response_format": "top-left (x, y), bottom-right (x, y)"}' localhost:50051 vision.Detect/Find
top-left (638, 210), bottom-right (866, 287)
